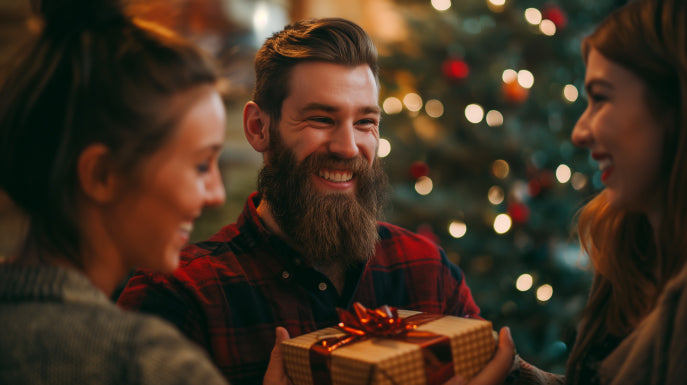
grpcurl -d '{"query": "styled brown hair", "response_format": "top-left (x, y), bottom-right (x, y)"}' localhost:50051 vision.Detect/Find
top-left (252, 17), bottom-right (378, 122)
top-left (0, 0), bottom-right (218, 264)
top-left (567, 0), bottom-right (687, 382)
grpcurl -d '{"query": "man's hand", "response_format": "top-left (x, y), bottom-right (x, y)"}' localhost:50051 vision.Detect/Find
top-left (446, 327), bottom-right (516, 385)
top-left (263, 327), bottom-right (292, 385)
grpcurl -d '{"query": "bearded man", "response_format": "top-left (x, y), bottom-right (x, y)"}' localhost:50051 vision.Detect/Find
top-left (117, 18), bottom-right (488, 385)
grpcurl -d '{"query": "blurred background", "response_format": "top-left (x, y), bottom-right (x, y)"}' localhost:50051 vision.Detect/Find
top-left (0, 0), bottom-right (627, 374)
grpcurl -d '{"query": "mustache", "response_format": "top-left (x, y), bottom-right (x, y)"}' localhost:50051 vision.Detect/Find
top-left (298, 152), bottom-right (371, 177)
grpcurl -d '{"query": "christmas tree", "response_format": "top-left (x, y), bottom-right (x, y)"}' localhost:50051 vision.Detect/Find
top-left (375, 0), bottom-right (625, 372)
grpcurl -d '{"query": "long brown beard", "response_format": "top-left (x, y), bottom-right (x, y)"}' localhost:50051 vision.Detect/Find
top-left (257, 131), bottom-right (388, 269)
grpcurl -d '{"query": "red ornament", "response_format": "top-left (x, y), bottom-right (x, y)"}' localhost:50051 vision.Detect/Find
top-left (502, 80), bottom-right (529, 104)
top-left (442, 58), bottom-right (469, 81)
top-left (507, 202), bottom-right (530, 224)
top-left (543, 4), bottom-right (568, 30)
top-left (409, 161), bottom-right (430, 179)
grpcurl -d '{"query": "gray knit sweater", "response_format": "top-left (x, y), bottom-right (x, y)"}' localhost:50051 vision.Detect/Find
top-left (0, 264), bottom-right (229, 385)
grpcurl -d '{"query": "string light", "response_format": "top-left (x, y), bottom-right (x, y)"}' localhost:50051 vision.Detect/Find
top-left (516, 274), bottom-right (533, 291)
top-left (425, 99), bottom-right (445, 118)
top-left (491, 159), bottom-right (510, 179)
top-left (555, 164), bottom-right (572, 183)
top-left (517, 70), bottom-right (534, 88)
top-left (502, 69), bottom-right (517, 83)
top-left (378, 138), bottom-right (391, 158)
top-left (448, 221), bottom-right (467, 238)
top-left (563, 84), bottom-right (579, 102)
top-left (403, 93), bottom-right (423, 112)
top-left (431, 0), bottom-right (451, 11)
top-left (415, 176), bottom-right (433, 195)
top-left (536, 284), bottom-right (553, 302)
top-left (539, 19), bottom-right (556, 36)
top-left (486, 110), bottom-right (504, 127)
top-left (465, 104), bottom-right (484, 123)
top-left (493, 213), bottom-right (512, 234)
top-left (488, 185), bottom-right (505, 205)
top-left (383, 97), bottom-right (403, 114)
top-left (571, 172), bottom-right (588, 190)
top-left (524, 8), bottom-right (542, 25)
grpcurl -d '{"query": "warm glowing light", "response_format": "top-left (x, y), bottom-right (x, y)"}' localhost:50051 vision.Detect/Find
top-left (425, 99), bottom-right (445, 118)
top-left (563, 84), bottom-right (579, 102)
top-left (383, 97), bottom-right (403, 114)
top-left (403, 93), bottom-right (423, 112)
top-left (539, 19), bottom-right (556, 36)
top-left (486, 110), bottom-right (504, 127)
top-left (415, 176), bottom-right (433, 195)
top-left (489, 0), bottom-right (506, 5)
top-left (252, 3), bottom-right (269, 31)
top-left (488, 185), bottom-right (505, 205)
top-left (516, 274), bottom-right (533, 291)
top-left (464, 104), bottom-right (484, 124)
top-left (571, 172), bottom-right (588, 190)
top-left (536, 284), bottom-right (554, 302)
top-left (493, 213), bottom-right (512, 234)
top-left (556, 164), bottom-right (572, 183)
top-left (525, 8), bottom-right (542, 25)
top-left (491, 159), bottom-right (510, 179)
top-left (448, 221), bottom-right (467, 238)
top-left (502, 69), bottom-right (517, 83)
top-left (517, 70), bottom-right (534, 89)
top-left (378, 138), bottom-right (391, 158)
top-left (431, 0), bottom-right (451, 11)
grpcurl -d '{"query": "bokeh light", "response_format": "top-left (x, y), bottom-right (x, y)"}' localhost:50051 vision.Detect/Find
top-left (555, 164), bottom-right (572, 183)
top-left (488, 185), bottom-right (505, 205)
top-left (383, 97), bottom-right (403, 114)
top-left (486, 110), bottom-right (504, 127)
top-left (493, 213), bottom-right (512, 234)
top-left (516, 274), bottom-right (533, 291)
top-left (425, 99), bottom-right (445, 118)
top-left (378, 138), bottom-right (391, 158)
top-left (415, 176), bottom-right (433, 195)
top-left (403, 93), bottom-right (423, 112)
top-left (465, 104), bottom-right (484, 123)
top-left (448, 221), bottom-right (467, 238)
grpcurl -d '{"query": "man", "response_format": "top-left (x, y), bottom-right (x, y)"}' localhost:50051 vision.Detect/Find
top-left (118, 18), bottom-right (488, 385)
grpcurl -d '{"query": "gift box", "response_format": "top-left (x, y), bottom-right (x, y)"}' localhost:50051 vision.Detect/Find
top-left (282, 303), bottom-right (496, 385)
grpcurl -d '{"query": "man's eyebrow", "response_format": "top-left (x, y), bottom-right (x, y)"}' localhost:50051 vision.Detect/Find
top-left (299, 103), bottom-right (381, 115)
top-left (360, 105), bottom-right (382, 114)
top-left (300, 103), bottom-right (338, 113)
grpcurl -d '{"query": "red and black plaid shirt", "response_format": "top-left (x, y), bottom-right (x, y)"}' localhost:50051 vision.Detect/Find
top-left (117, 192), bottom-right (480, 385)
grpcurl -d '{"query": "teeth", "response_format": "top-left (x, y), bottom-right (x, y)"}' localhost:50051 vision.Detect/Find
top-left (180, 223), bottom-right (194, 233)
top-left (598, 158), bottom-right (612, 171)
top-left (318, 169), bottom-right (353, 182)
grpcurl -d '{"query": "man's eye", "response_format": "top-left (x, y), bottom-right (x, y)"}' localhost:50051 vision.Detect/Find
top-left (309, 117), bottom-right (333, 124)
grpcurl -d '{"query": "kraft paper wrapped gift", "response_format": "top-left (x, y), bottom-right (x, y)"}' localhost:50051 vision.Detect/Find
top-left (281, 303), bottom-right (497, 385)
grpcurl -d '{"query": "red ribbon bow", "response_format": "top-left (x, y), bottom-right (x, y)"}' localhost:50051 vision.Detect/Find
top-left (315, 302), bottom-right (444, 353)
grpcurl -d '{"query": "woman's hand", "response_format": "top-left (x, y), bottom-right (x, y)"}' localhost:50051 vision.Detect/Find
top-left (263, 327), bottom-right (293, 385)
top-left (447, 327), bottom-right (516, 385)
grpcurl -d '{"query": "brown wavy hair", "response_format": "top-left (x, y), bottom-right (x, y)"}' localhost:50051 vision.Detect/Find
top-left (252, 17), bottom-right (378, 122)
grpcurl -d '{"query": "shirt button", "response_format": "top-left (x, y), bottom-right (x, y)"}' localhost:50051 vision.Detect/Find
top-left (281, 271), bottom-right (290, 279)
top-left (318, 282), bottom-right (328, 291)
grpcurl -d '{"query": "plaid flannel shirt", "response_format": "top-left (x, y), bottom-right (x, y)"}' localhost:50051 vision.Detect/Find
top-left (117, 192), bottom-right (480, 385)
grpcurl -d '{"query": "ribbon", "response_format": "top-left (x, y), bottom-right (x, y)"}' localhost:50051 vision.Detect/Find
top-left (309, 302), bottom-right (455, 385)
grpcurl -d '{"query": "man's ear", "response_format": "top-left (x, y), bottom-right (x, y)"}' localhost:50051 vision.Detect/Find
top-left (77, 143), bottom-right (121, 204)
top-left (243, 101), bottom-right (271, 152)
